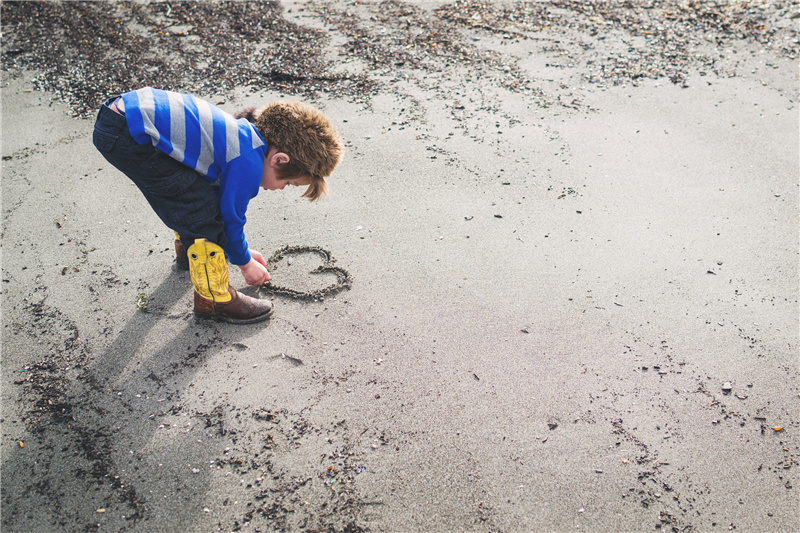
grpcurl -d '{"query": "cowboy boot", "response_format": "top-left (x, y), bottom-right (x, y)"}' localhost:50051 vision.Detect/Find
top-left (188, 238), bottom-right (273, 324)
top-left (174, 231), bottom-right (189, 271)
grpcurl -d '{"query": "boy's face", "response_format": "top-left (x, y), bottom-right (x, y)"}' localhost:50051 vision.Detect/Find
top-left (261, 172), bottom-right (311, 191)
top-left (261, 150), bottom-right (311, 191)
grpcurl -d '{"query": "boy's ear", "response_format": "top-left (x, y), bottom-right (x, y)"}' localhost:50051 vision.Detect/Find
top-left (270, 151), bottom-right (290, 166)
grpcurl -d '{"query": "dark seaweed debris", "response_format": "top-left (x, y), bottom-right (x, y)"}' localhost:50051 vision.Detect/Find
top-left (3, 1), bottom-right (795, 118)
top-left (308, 0), bottom-right (528, 86)
top-left (436, 0), bottom-right (799, 87)
top-left (0, 1), bottom-right (372, 117)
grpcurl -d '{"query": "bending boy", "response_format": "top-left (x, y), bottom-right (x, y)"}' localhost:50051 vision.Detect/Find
top-left (93, 87), bottom-right (343, 324)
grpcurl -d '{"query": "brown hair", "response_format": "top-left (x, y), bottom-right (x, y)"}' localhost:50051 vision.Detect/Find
top-left (236, 102), bottom-right (343, 202)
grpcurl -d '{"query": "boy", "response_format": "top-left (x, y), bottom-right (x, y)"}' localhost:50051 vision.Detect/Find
top-left (93, 87), bottom-right (343, 324)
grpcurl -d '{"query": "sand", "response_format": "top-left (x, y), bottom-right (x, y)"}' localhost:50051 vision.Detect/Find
top-left (2, 2), bottom-right (798, 532)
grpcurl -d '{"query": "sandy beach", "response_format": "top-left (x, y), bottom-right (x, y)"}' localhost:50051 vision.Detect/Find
top-left (2, 1), bottom-right (798, 531)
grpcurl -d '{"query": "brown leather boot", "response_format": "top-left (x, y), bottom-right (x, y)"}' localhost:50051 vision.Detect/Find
top-left (188, 239), bottom-right (273, 324)
top-left (193, 285), bottom-right (274, 324)
top-left (174, 236), bottom-right (190, 271)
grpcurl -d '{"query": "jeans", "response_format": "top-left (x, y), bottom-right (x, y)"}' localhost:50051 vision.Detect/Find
top-left (92, 97), bottom-right (227, 253)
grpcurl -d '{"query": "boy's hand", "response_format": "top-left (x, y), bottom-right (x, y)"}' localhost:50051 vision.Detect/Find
top-left (250, 250), bottom-right (267, 268)
top-left (239, 257), bottom-right (271, 286)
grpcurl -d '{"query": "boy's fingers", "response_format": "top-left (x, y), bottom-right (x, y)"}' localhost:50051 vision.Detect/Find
top-left (250, 252), bottom-right (266, 266)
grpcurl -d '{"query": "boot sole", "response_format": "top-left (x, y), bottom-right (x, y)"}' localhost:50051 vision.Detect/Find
top-left (194, 308), bottom-right (274, 324)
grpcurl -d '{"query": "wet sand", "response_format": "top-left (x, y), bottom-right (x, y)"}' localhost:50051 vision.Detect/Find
top-left (2, 1), bottom-right (798, 531)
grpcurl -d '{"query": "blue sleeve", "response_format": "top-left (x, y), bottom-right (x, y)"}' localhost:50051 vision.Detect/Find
top-left (218, 156), bottom-right (262, 265)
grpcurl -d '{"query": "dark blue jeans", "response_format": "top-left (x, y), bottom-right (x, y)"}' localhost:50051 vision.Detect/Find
top-left (92, 97), bottom-right (227, 253)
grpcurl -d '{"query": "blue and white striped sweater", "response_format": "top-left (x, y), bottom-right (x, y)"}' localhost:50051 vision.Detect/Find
top-left (121, 87), bottom-right (268, 265)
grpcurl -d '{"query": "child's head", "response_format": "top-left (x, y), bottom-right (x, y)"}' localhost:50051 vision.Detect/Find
top-left (235, 101), bottom-right (344, 201)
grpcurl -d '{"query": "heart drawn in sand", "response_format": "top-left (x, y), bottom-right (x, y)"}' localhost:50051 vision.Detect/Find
top-left (259, 245), bottom-right (352, 301)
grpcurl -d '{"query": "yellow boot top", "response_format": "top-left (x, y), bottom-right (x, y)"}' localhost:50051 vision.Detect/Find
top-left (188, 239), bottom-right (232, 303)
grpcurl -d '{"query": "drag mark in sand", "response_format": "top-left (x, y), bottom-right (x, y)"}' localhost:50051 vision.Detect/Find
top-left (610, 418), bottom-right (694, 531)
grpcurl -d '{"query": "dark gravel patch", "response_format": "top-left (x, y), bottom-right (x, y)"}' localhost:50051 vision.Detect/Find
top-left (1, 1), bottom-right (372, 117)
top-left (2, 1), bottom-right (796, 117)
top-left (436, 0), bottom-right (799, 87)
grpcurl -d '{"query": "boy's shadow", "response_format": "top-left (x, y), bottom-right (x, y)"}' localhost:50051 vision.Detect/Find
top-left (2, 267), bottom-right (272, 531)
top-left (89, 269), bottom-right (271, 528)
